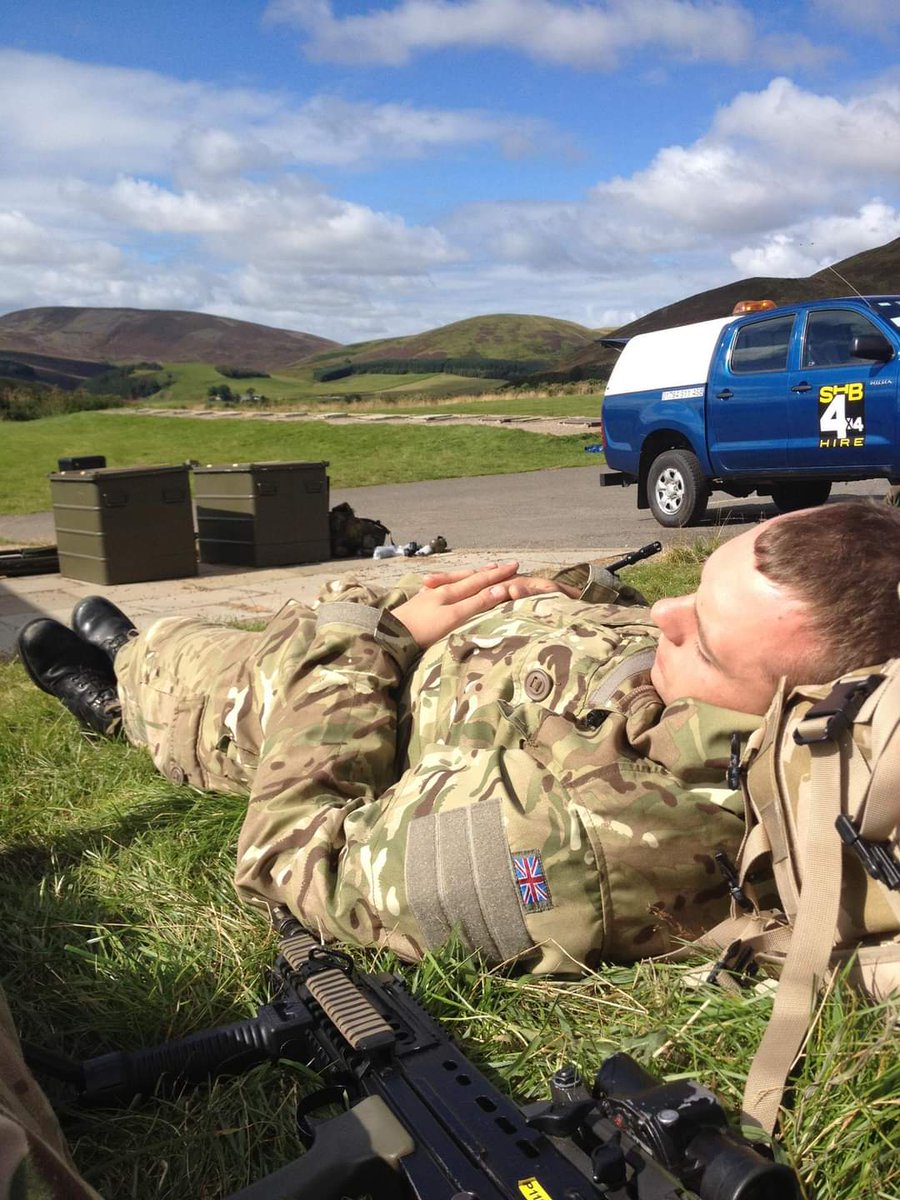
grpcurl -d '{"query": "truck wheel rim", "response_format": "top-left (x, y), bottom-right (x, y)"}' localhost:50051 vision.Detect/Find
top-left (655, 468), bottom-right (684, 514)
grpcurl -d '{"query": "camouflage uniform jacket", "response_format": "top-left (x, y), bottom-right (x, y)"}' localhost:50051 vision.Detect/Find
top-left (0, 987), bottom-right (101, 1200)
top-left (117, 564), bottom-right (759, 975)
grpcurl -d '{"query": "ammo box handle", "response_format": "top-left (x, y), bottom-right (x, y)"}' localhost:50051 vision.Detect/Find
top-left (255, 480), bottom-right (278, 497)
top-left (305, 480), bottom-right (326, 494)
top-left (163, 486), bottom-right (188, 503)
top-left (100, 489), bottom-right (127, 508)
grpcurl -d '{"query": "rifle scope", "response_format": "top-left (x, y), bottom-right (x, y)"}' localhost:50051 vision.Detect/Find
top-left (592, 1053), bottom-right (799, 1200)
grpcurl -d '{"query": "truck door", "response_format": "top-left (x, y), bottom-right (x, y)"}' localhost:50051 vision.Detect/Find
top-left (787, 308), bottom-right (898, 470)
top-left (707, 312), bottom-right (795, 472)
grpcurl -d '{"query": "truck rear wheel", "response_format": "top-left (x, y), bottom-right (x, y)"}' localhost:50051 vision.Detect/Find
top-left (770, 481), bottom-right (832, 513)
top-left (647, 450), bottom-right (709, 527)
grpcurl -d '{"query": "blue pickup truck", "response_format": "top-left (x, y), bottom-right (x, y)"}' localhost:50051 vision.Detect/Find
top-left (600, 295), bottom-right (900, 526)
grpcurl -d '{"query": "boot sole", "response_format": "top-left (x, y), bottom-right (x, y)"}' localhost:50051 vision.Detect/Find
top-left (17, 622), bottom-right (58, 695)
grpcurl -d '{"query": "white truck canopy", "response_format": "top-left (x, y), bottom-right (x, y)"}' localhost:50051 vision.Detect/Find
top-left (605, 315), bottom-right (734, 397)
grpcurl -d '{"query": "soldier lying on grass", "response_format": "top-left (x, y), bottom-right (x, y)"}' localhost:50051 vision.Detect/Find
top-left (18, 499), bottom-right (900, 975)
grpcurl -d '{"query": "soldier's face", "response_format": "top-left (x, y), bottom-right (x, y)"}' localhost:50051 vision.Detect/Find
top-left (649, 522), bottom-right (816, 715)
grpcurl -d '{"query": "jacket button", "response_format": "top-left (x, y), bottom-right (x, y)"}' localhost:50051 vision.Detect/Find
top-left (167, 762), bottom-right (186, 785)
top-left (524, 669), bottom-right (553, 701)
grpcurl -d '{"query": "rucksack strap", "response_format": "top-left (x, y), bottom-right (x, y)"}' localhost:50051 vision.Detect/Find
top-left (741, 738), bottom-right (845, 1133)
top-left (857, 661), bottom-right (900, 842)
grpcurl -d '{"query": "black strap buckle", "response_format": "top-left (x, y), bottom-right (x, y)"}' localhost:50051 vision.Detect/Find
top-left (793, 674), bottom-right (884, 745)
top-left (706, 939), bottom-right (758, 987)
top-left (726, 731), bottom-right (743, 790)
top-left (714, 848), bottom-right (753, 912)
top-left (836, 814), bottom-right (900, 891)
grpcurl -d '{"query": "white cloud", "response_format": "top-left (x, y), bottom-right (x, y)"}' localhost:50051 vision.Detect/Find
top-left (266, 0), bottom-right (829, 70)
top-left (70, 176), bottom-right (461, 274)
top-left (580, 77), bottom-right (900, 245)
top-left (713, 77), bottom-right (900, 175)
top-left (0, 49), bottom-right (548, 181)
top-left (598, 143), bottom-right (808, 236)
top-left (731, 201), bottom-right (900, 277)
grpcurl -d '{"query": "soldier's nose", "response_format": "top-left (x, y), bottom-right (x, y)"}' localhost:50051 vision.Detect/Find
top-left (651, 595), bottom-right (691, 644)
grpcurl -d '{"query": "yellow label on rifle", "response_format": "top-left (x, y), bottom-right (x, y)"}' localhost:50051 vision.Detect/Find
top-left (518, 1179), bottom-right (553, 1200)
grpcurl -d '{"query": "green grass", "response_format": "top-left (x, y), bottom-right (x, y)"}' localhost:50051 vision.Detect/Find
top-left (0, 553), bottom-right (895, 1198)
top-left (133, 359), bottom-right (604, 409)
top-left (0, 411), bottom-right (595, 515)
top-left (145, 361), bottom-right (511, 406)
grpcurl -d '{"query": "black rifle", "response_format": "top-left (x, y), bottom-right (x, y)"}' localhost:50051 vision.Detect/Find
top-left (606, 541), bottom-right (663, 574)
top-left (41, 910), bottom-right (800, 1200)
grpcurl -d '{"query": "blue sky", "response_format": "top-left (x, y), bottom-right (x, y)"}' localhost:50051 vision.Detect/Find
top-left (1, 0), bottom-right (899, 343)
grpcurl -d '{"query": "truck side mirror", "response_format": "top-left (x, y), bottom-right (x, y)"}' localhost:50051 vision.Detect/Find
top-left (850, 334), bottom-right (893, 363)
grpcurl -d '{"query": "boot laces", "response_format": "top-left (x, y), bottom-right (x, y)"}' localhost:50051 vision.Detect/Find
top-left (73, 669), bottom-right (120, 711)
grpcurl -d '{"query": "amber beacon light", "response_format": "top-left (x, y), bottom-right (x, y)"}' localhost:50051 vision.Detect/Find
top-left (731, 299), bottom-right (777, 314)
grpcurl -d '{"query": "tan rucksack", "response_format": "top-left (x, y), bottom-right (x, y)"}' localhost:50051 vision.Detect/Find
top-left (696, 657), bottom-right (900, 1133)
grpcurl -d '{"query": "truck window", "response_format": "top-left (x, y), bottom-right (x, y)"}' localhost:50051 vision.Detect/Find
top-left (730, 314), bottom-right (795, 373)
top-left (802, 310), bottom-right (888, 367)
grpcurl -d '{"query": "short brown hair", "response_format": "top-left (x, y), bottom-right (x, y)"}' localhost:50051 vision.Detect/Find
top-left (754, 499), bottom-right (900, 681)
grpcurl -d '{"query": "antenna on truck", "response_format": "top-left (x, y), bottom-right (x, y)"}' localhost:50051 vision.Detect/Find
top-left (820, 260), bottom-right (877, 311)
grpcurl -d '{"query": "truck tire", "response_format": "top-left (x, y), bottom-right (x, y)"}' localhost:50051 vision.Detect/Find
top-left (647, 450), bottom-right (709, 527)
top-left (769, 481), bottom-right (832, 513)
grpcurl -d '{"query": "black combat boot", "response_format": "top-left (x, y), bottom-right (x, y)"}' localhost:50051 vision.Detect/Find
top-left (17, 619), bottom-right (123, 737)
top-left (71, 596), bottom-right (138, 665)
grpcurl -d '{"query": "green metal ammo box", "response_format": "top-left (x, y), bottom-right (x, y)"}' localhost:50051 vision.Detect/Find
top-left (49, 465), bottom-right (197, 585)
top-left (193, 461), bottom-right (331, 567)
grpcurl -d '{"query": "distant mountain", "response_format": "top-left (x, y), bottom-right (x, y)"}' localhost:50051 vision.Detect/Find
top-left (309, 313), bottom-right (596, 369)
top-left (539, 235), bottom-right (900, 382)
top-left (0, 307), bottom-right (338, 371)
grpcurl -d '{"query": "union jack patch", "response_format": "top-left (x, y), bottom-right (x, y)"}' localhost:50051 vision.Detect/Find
top-left (512, 850), bottom-right (552, 912)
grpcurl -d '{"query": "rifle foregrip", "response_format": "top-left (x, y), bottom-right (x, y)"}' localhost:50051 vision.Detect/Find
top-left (79, 1005), bottom-right (304, 1104)
top-left (279, 925), bottom-right (395, 1053)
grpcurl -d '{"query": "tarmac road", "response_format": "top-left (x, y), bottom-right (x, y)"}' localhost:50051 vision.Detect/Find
top-left (333, 469), bottom-right (886, 551)
top-left (0, 470), bottom-right (886, 552)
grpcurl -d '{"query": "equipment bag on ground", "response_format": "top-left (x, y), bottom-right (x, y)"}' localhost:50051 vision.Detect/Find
top-left (697, 653), bottom-right (900, 1133)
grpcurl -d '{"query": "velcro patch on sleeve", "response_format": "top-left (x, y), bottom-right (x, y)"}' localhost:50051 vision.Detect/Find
top-left (405, 798), bottom-right (532, 963)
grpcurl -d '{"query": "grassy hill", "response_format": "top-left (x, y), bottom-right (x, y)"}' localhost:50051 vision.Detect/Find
top-left (540, 235), bottom-right (900, 382)
top-left (309, 313), bottom-right (596, 368)
top-left (0, 307), bottom-right (338, 371)
top-left (0, 310), bottom-right (597, 401)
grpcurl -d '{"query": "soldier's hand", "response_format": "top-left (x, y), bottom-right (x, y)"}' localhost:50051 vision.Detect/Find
top-left (421, 566), bottom-right (579, 601)
top-left (393, 562), bottom-right (570, 648)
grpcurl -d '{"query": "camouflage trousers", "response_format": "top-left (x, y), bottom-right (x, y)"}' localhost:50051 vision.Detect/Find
top-left (0, 986), bottom-right (100, 1200)
top-left (116, 612), bottom-right (294, 796)
top-left (115, 582), bottom-right (413, 796)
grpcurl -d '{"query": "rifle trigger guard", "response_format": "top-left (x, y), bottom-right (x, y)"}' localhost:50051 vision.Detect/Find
top-left (295, 1084), bottom-right (351, 1147)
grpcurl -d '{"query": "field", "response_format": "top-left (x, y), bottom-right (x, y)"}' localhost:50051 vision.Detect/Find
top-left (0, 410), bottom-right (595, 516)
top-left (0, 551), bottom-right (895, 1199)
top-left (144, 361), bottom-right (514, 407)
